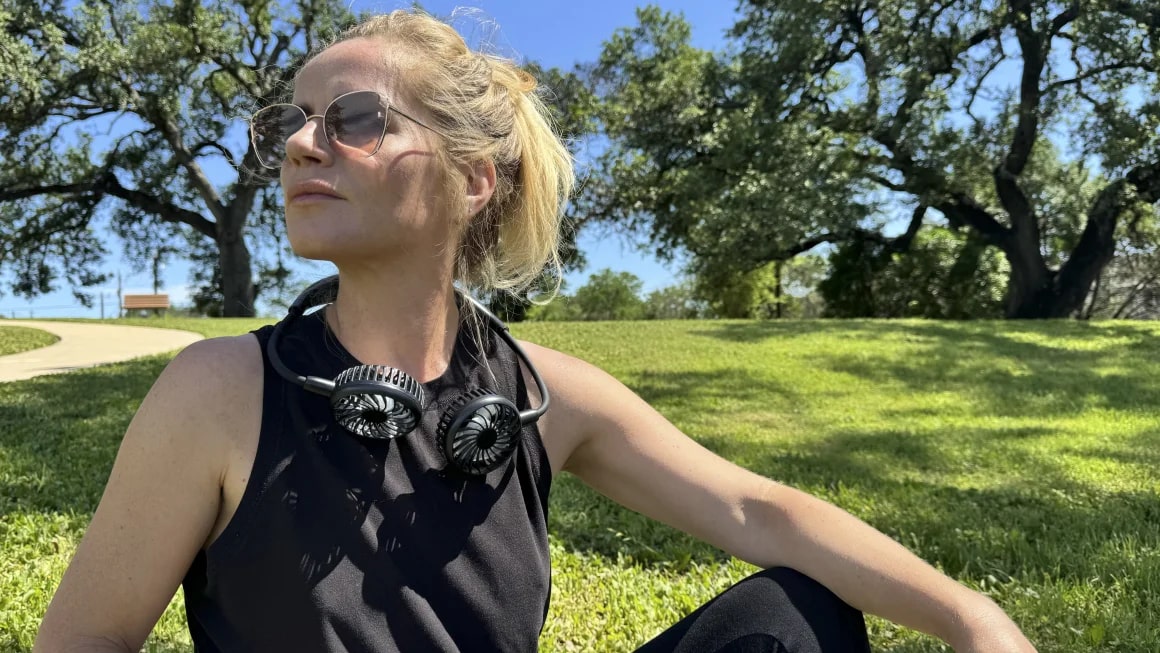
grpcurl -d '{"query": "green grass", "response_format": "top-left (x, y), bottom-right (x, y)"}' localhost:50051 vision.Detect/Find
top-left (0, 326), bottom-right (59, 356)
top-left (2, 318), bottom-right (1159, 652)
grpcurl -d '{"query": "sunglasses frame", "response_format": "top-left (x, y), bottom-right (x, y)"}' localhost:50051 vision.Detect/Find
top-left (249, 90), bottom-right (448, 170)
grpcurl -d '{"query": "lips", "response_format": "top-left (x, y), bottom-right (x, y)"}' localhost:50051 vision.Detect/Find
top-left (286, 180), bottom-right (345, 203)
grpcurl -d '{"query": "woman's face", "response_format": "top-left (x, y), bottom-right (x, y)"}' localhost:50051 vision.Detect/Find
top-left (280, 38), bottom-right (452, 267)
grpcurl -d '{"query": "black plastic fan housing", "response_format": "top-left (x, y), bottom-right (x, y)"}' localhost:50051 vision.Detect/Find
top-left (330, 364), bottom-right (423, 439)
top-left (439, 387), bottom-right (521, 475)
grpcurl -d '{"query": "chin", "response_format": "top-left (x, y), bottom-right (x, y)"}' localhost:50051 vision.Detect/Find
top-left (288, 233), bottom-right (407, 267)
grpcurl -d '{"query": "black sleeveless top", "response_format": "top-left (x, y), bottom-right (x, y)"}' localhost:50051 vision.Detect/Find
top-left (181, 308), bottom-right (553, 652)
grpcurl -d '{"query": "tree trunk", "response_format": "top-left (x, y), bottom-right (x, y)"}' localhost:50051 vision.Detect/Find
top-left (1003, 182), bottom-right (1123, 318)
top-left (218, 206), bottom-right (256, 317)
top-left (774, 261), bottom-right (783, 319)
top-left (1002, 247), bottom-right (1054, 318)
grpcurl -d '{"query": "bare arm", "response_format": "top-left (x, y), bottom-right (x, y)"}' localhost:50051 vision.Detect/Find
top-left (526, 342), bottom-right (1034, 652)
top-left (34, 336), bottom-right (262, 652)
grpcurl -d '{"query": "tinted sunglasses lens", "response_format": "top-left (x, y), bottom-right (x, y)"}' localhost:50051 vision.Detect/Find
top-left (327, 91), bottom-right (388, 154)
top-left (252, 105), bottom-right (305, 168)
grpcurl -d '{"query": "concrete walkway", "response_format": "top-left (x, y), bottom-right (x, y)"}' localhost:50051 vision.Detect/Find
top-left (0, 320), bottom-right (204, 383)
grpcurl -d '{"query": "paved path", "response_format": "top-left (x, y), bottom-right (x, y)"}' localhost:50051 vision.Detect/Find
top-left (0, 321), bottom-right (204, 383)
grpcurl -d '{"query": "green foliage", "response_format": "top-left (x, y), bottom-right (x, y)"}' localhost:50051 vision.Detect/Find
top-left (0, 325), bottom-right (59, 356)
top-left (583, 6), bottom-right (872, 278)
top-left (588, 1), bottom-right (1160, 318)
top-left (533, 268), bottom-right (645, 322)
top-left (642, 280), bottom-right (706, 319)
top-left (524, 297), bottom-right (582, 322)
top-left (527, 271), bottom-right (709, 322)
top-left (691, 257), bottom-right (827, 319)
top-left (570, 269), bottom-right (644, 321)
top-left (4, 318), bottom-right (1160, 651)
top-left (822, 227), bottom-right (1009, 319)
top-left (0, 0), bottom-right (357, 314)
top-left (693, 262), bottom-right (780, 319)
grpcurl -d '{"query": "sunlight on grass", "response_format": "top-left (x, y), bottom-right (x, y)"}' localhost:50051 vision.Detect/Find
top-left (2, 318), bottom-right (1158, 652)
top-left (0, 326), bottom-right (59, 357)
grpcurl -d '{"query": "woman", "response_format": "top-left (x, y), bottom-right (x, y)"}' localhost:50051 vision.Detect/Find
top-left (35, 9), bottom-right (1036, 653)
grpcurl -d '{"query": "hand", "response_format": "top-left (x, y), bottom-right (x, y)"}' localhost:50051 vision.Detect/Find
top-left (947, 595), bottom-right (1037, 653)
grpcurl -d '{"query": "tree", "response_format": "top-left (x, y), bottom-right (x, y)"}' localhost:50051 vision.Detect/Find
top-left (583, 7), bottom-right (874, 296)
top-left (692, 263), bottom-right (780, 319)
top-left (570, 268), bottom-right (645, 321)
top-left (523, 294), bottom-right (581, 322)
top-left (690, 258), bottom-right (825, 319)
top-left (1081, 203), bottom-right (1160, 318)
top-left (587, 2), bottom-right (1160, 319)
top-left (821, 227), bottom-right (1010, 318)
top-left (1, 0), bottom-right (356, 315)
top-left (643, 279), bottom-right (705, 319)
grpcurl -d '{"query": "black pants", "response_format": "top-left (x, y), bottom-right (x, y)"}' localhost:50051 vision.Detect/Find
top-left (633, 567), bottom-right (872, 653)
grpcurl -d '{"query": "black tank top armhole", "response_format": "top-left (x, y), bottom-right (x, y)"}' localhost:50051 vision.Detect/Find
top-left (512, 341), bottom-right (553, 493)
top-left (201, 324), bottom-right (286, 563)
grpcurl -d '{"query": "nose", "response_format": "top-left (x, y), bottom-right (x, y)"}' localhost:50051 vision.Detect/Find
top-left (283, 114), bottom-right (332, 166)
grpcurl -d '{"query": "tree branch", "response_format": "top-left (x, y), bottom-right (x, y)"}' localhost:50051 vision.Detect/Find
top-left (894, 204), bottom-right (927, 252)
top-left (102, 173), bottom-right (218, 239)
top-left (965, 52), bottom-right (1005, 129)
top-left (0, 183), bottom-right (97, 202)
top-left (1127, 159), bottom-right (1160, 203)
top-left (1003, 0), bottom-right (1046, 176)
top-left (128, 89), bottom-right (227, 222)
top-left (1113, 269), bottom-right (1160, 318)
top-left (0, 175), bottom-right (218, 241)
top-left (935, 192), bottom-right (1010, 247)
top-left (1049, 2), bottom-right (1081, 37)
top-left (868, 172), bottom-right (907, 192)
top-left (191, 140), bottom-right (239, 167)
top-left (1045, 61), bottom-right (1155, 94)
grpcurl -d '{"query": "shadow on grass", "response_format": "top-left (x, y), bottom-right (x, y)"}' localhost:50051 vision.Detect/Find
top-left (820, 323), bottom-right (1160, 418)
top-left (546, 363), bottom-right (1159, 589)
top-left (702, 423), bottom-right (1160, 585)
top-left (680, 320), bottom-right (1160, 419)
top-left (0, 355), bottom-right (169, 519)
top-left (625, 366), bottom-right (804, 414)
top-left (546, 416), bottom-right (1160, 582)
top-left (689, 318), bottom-right (1160, 346)
top-left (7, 332), bottom-right (1158, 604)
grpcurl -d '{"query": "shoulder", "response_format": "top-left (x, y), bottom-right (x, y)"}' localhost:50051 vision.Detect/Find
top-left (143, 334), bottom-right (265, 448)
top-left (514, 338), bottom-right (636, 473)
top-left (515, 339), bottom-right (622, 400)
top-left (161, 333), bottom-right (264, 399)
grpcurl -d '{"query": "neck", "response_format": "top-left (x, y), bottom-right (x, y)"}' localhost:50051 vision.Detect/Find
top-left (324, 263), bottom-right (460, 384)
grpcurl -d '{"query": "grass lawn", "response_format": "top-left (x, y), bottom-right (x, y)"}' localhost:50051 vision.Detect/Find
top-left (0, 326), bottom-right (59, 357)
top-left (2, 318), bottom-right (1158, 652)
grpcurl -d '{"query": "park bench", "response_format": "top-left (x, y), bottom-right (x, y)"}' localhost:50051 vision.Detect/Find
top-left (122, 293), bottom-right (170, 317)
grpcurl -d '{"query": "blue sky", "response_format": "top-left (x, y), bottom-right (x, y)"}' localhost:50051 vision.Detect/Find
top-left (3, 1), bottom-right (739, 319)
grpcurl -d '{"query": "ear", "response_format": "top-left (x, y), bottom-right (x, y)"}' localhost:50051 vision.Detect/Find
top-left (462, 159), bottom-right (497, 219)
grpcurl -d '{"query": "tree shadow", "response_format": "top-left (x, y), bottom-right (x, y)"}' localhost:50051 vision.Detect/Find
top-left (0, 355), bottom-right (168, 521)
top-left (697, 422), bottom-right (1160, 586)
top-left (547, 367), bottom-right (804, 569)
top-left (815, 322), bottom-right (1160, 418)
top-left (687, 320), bottom-right (914, 344)
top-left (547, 367), bottom-right (1159, 591)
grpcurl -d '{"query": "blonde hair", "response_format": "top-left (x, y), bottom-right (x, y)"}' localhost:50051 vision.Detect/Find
top-left (306, 9), bottom-right (574, 303)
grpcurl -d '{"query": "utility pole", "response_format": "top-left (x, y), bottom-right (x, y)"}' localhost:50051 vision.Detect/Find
top-left (100, 292), bottom-right (105, 320)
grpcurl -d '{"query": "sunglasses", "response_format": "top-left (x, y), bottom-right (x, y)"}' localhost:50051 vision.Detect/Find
top-left (248, 90), bottom-right (446, 170)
